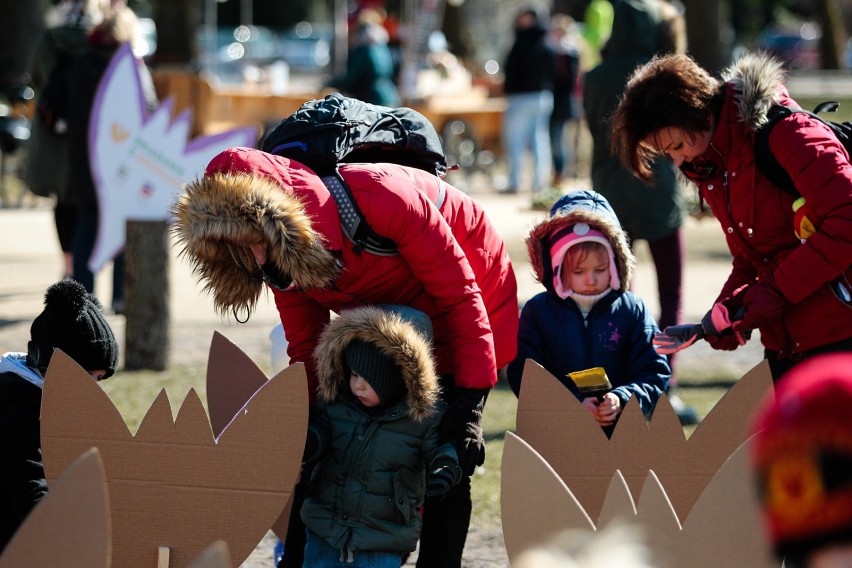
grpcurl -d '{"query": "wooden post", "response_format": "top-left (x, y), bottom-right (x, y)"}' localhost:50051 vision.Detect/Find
top-left (124, 220), bottom-right (170, 370)
top-left (157, 546), bottom-right (170, 567)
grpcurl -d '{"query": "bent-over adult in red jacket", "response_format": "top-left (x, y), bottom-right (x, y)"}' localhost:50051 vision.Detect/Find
top-left (172, 146), bottom-right (519, 568)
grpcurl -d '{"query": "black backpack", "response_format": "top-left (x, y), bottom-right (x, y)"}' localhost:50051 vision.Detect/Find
top-left (35, 31), bottom-right (75, 136)
top-left (260, 93), bottom-right (450, 255)
top-left (754, 101), bottom-right (852, 197)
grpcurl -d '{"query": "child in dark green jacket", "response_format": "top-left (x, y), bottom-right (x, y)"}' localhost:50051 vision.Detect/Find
top-left (301, 305), bottom-right (460, 567)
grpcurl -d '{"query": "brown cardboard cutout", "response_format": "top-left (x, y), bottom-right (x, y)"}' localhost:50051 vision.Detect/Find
top-left (500, 432), bottom-right (594, 563)
top-left (596, 469), bottom-right (638, 528)
top-left (515, 358), bottom-right (773, 521)
top-left (204, 330), bottom-right (297, 541)
top-left (672, 440), bottom-right (777, 568)
top-left (502, 438), bottom-right (779, 567)
top-left (206, 331), bottom-right (269, 438)
top-left (0, 447), bottom-right (110, 568)
top-left (41, 345), bottom-right (308, 568)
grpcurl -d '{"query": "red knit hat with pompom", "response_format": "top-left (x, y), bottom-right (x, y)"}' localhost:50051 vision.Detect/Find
top-left (750, 353), bottom-right (852, 561)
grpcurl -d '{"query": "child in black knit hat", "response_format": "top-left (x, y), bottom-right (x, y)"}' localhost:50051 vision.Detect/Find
top-left (0, 279), bottom-right (119, 553)
top-left (301, 305), bottom-right (461, 567)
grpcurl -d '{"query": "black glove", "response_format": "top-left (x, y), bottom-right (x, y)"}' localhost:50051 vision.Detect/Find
top-left (448, 387), bottom-right (489, 476)
top-left (425, 466), bottom-right (459, 501)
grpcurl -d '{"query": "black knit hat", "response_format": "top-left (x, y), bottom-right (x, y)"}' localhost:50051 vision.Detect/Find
top-left (344, 339), bottom-right (406, 406)
top-left (28, 280), bottom-right (119, 378)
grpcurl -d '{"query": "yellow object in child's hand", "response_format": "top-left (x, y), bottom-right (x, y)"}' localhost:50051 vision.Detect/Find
top-left (567, 367), bottom-right (612, 399)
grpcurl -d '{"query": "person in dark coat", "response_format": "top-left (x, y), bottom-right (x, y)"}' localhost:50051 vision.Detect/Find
top-left (66, 4), bottom-right (157, 314)
top-left (547, 13), bottom-right (581, 185)
top-left (583, 0), bottom-right (695, 423)
top-left (507, 190), bottom-right (670, 434)
top-left (25, 0), bottom-right (107, 279)
top-left (326, 19), bottom-right (400, 108)
top-left (501, 5), bottom-right (555, 197)
top-left (0, 279), bottom-right (119, 553)
top-left (301, 305), bottom-right (460, 566)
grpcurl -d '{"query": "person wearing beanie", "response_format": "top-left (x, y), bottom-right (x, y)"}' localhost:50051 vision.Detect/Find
top-left (300, 305), bottom-right (461, 566)
top-left (0, 279), bottom-right (119, 553)
top-left (750, 353), bottom-right (852, 568)
top-left (507, 190), bottom-right (670, 433)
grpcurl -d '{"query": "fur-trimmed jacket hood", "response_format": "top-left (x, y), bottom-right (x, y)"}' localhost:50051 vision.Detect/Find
top-left (720, 50), bottom-right (788, 132)
top-left (314, 306), bottom-right (440, 422)
top-left (171, 169), bottom-right (340, 318)
top-left (526, 189), bottom-right (634, 294)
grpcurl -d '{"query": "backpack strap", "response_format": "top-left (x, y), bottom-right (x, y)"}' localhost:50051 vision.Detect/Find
top-left (320, 170), bottom-right (448, 257)
top-left (754, 104), bottom-right (800, 197)
top-left (754, 101), bottom-right (848, 198)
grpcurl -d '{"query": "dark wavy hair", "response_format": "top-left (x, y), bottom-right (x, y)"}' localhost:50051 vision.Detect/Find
top-left (609, 53), bottom-right (720, 182)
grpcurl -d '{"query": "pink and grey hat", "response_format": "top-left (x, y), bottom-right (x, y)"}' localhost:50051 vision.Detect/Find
top-left (525, 189), bottom-right (635, 297)
top-left (549, 223), bottom-right (620, 298)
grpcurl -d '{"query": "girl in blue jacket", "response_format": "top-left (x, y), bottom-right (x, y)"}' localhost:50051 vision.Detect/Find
top-left (507, 190), bottom-right (670, 430)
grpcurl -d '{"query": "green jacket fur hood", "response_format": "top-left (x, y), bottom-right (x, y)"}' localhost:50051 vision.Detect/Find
top-left (314, 305), bottom-right (440, 422)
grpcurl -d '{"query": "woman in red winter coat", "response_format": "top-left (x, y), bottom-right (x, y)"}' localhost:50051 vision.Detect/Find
top-left (610, 52), bottom-right (852, 380)
top-left (172, 146), bottom-right (519, 568)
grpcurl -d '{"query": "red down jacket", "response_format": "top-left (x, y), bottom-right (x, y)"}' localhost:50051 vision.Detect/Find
top-left (179, 147), bottom-right (519, 396)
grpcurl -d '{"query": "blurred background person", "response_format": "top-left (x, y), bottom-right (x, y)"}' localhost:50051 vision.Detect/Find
top-left (500, 5), bottom-right (554, 202)
top-left (750, 353), bottom-right (852, 568)
top-left (580, 0), bottom-right (614, 70)
top-left (583, 0), bottom-right (695, 425)
top-left (25, 0), bottom-right (109, 280)
top-left (547, 13), bottom-right (582, 186)
top-left (67, 2), bottom-right (157, 314)
top-left (326, 8), bottom-right (400, 107)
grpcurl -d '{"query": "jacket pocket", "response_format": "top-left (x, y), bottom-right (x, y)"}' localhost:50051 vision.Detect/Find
top-left (392, 471), bottom-right (416, 525)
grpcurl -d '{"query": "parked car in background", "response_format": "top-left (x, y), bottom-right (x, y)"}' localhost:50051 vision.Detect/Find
top-left (196, 25), bottom-right (282, 85)
top-left (754, 22), bottom-right (821, 70)
top-left (278, 22), bottom-right (331, 72)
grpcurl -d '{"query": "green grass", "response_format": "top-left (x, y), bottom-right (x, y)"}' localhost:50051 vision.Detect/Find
top-left (99, 364), bottom-right (210, 434)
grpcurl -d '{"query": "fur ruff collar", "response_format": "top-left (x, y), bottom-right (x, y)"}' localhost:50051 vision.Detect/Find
top-left (721, 51), bottom-right (787, 131)
top-left (171, 172), bottom-right (339, 318)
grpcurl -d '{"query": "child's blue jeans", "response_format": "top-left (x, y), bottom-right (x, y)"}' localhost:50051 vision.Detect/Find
top-left (304, 530), bottom-right (403, 567)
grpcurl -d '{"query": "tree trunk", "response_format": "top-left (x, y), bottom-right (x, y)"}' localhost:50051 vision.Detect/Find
top-left (0, 0), bottom-right (47, 90)
top-left (150, 0), bottom-right (203, 68)
top-left (814, 0), bottom-right (847, 70)
top-left (124, 220), bottom-right (170, 371)
top-left (684, 0), bottom-right (727, 74)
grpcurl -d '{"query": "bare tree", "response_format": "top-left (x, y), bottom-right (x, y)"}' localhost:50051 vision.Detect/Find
top-left (0, 0), bottom-right (47, 90)
top-left (684, 0), bottom-right (727, 74)
top-left (814, 0), bottom-right (847, 69)
top-left (149, 0), bottom-right (203, 68)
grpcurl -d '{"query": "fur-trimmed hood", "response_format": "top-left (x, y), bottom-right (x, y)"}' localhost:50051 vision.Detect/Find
top-left (721, 51), bottom-right (787, 132)
top-left (171, 171), bottom-right (340, 318)
top-left (314, 306), bottom-right (440, 422)
top-left (526, 189), bottom-right (634, 293)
